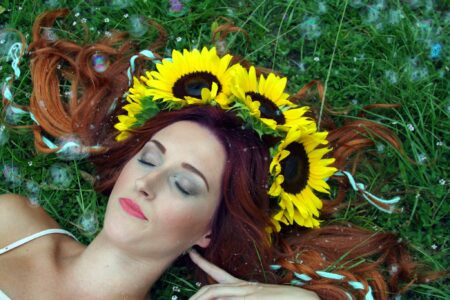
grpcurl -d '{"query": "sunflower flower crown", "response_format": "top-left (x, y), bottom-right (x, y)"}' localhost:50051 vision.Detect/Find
top-left (115, 47), bottom-right (337, 231)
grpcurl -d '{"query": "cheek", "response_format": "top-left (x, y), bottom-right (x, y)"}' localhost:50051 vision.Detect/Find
top-left (112, 163), bottom-right (137, 193)
top-left (159, 204), bottom-right (213, 236)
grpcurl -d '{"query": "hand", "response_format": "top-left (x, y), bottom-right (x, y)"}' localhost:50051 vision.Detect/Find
top-left (188, 250), bottom-right (320, 300)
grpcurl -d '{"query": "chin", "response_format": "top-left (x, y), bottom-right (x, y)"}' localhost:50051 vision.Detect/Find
top-left (102, 206), bottom-right (142, 246)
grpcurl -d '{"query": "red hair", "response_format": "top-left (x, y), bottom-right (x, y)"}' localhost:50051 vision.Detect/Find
top-left (91, 106), bottom-right (425, 299)
top-left (19, 9), bottom-right (441, 300)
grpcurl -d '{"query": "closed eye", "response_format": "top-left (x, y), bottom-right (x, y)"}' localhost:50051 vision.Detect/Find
top-left (139, 159), bottom-right (191, 196)
top-left (175, 181), bottom-right (190, 196)
top-left (138, 159), bottom-right (155, 167)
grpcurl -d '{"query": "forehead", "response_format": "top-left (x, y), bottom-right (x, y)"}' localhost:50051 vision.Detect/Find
top-left (149, 121), bottom-right (226, 183)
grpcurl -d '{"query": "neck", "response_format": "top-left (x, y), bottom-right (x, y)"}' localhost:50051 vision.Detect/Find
top-left (59, 230), bottom-right (175, 300)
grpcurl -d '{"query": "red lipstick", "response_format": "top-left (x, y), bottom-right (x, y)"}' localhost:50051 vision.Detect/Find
top-left (119, 198), bottom-right (148, 221)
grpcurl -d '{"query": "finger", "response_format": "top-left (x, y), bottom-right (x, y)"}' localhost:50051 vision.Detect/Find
top-left (189, 282), bottom-right (259, 300)
top-left (189, 250), bottom-right (241, 284)
top-left (190, 282), bottom-right (249, 300)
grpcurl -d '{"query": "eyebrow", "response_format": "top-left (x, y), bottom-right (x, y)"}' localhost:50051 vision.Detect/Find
top-left (149, 140), bottom-right (166, 154)
top-left (149, 139), bottom-right (210, 192)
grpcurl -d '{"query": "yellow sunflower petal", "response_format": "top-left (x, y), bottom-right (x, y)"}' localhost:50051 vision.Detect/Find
top-left (269, 175), bottom-right (284, 196)
top-left (282, 192), bottom-right (295, 224)
top-left (123, 103), bottom-right (142, 116)
top-left (115, 131), bottom-right (130, 141)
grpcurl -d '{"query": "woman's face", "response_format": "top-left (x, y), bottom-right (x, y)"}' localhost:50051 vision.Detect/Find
top-left (105, 121), bottom-right (226, 258)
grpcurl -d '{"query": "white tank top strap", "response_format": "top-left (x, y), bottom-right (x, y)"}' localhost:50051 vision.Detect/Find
top-left (0, 228), bottom-right (78, 255)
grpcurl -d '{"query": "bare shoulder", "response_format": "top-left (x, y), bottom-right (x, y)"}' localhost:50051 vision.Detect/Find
top-left (0, 193), bottom-right (31, 224)
top-left (0, 193), bottom-right (60, 246)
top-left (0, 193), bottom-right (33, 209)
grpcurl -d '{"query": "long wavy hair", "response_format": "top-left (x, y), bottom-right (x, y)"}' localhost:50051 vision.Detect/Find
top-left (17, 9), bottom-right (439, 300)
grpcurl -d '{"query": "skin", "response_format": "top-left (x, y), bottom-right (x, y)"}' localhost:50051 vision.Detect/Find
top-left (105, 120), bottom-right (226, 258)
top-left (189, 250), bottom-right (320, 300)
top-left (0, 121), bottom-right (318, 299)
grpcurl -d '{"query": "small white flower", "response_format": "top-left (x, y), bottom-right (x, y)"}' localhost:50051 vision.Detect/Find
top-left (388, 264), bottom-right (399, 275)
top-left (72, 21), bottom-right (77, 26)
top-left (105, 31), bottom-right (112, 38)
top-left (18, 6), bottom-right (22, 10)
top-left (439, 179), bottom-right (446, 185)
top-left (407, 123), bottom-right (415, 131)
top-left (28, 161), bottom-right (33, 166)
top-left (75, 12), bottom-right (80, 17)
top-left (171, 296), bottom-right (178, 300)
top-left (351, 99), bottom-right (358, 105)
top-left (104, 17), bottom-right (110, 23)
top-left (172, 286), bottom-right (181, 292)
top-left (313, 57), bottom-right (320, 62)
top-left (431, 244), bottom-right (438, 250)
top-left (176, 36), bottom-right (182, 42)
top-left (81, 18), bottom-right (87, 23)
top-left (436, 141), bottom-right (443, 146)
top-left (417, 153), bottom-right (427, 164)
top-left (124, 13), bottom-right (129, 18)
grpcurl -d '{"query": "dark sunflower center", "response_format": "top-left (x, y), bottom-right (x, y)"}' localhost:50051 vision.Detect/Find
top-left (246, 92), bottom-right (285, 124)
top-left (172, 72), bottom-right (222, 99)
top-left (280, 143), bottom-right (309, 194)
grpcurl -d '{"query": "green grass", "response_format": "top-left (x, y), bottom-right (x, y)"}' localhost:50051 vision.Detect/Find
top-left (0, 0), bottom-right (448, 299)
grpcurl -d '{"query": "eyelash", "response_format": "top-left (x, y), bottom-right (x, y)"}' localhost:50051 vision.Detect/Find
top-left (138, 159), bottom-right (155, 167)
top-left (137, 159), bottom-right (191, 196)
top-left (175, 182), bottom-right (190, 196)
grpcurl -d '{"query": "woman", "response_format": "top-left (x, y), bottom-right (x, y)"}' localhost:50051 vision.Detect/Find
top-left (0, 109), bottom-right (318, 299)
top-left (0, 9), bottom-right (429, 299)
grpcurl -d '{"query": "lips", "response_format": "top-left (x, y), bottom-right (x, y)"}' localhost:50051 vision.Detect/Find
top-left (119, 197), bottom-right (148, 221)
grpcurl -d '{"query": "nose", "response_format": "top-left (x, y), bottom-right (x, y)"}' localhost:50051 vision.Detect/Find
top-left (135, 176), bottom-right (157, 200)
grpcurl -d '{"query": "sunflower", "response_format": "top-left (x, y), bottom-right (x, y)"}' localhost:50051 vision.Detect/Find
top-left (144, 47), bottom-right (238, 107)
top-left (268, 126), bottom-right (337, 230)
top-left (114, 74), bottom-right (161, 141)
top-left (114, 114), bottom-right (137, 141)
top-left (231, 66), bottom-right (312, 131)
